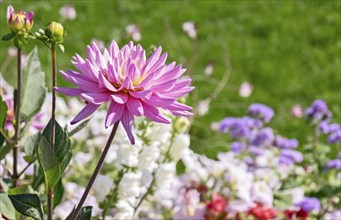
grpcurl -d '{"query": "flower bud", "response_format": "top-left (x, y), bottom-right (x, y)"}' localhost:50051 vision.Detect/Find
top-left (7, 5), bottom-right (34, 34)
top-left (45, 22), bottom-right (65, 43)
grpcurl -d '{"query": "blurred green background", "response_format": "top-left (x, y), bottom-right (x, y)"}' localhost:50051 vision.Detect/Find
top-left (1, 1), bottom-right (340, 155)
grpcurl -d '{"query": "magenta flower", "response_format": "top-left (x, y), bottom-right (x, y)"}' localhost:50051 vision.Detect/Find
top-left (7, 5), bottom-right (34, 34)
top-left (56, 41), bottom-right (194, 144)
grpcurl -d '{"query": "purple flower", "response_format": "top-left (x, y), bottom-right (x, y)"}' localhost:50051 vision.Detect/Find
top-left (249, 146), bottom-right (267, 156)
top-left (305, 99), bottom-right (332, 121)
top-left (279, 149), bottom-right (303, 165)
top-left (328, 129), bottom-right (341, 144)
top-left (56, 41), bottom-right (194, 144)
top-left (294, 197), bottom-right (321, 212)
top-left (274, 135), bottom-right (299, 149)
top-left (231, 142), bottom-right (247, 153)
top-left (248, 103), bottom-right (274, 123)
top-left (7, 5), bottom-right (34, 34)
top-left (251, 127), bottom-right (274, 147)
top-left (325, 159), bottom-right (341, 170)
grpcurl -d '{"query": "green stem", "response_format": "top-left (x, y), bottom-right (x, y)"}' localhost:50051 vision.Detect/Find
top-left (71, 122), bottom-right (120, 220)
top-left (47, 43), bottom-right (57, 220)
top-left (12, 47), bottom-right (22, 187)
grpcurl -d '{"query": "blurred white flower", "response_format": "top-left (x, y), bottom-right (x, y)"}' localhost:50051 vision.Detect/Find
top-left (119, 172), bottom-right (142, 198)
top-left (196, 99), bottom-right (210, 116)
top-left (239, 81), bottom-right (253, 98)
top-left (117, 142), bottom-right (142, 167)
top-left (125, 24), bottom-right (141, 42)
top-left (59, 4), bottom-right (77, 20)
top-left (251, 181), bottom-right (273, 206)
top-left (170, 134), bottom-right (190, 161)
top-left (182, 21), bottom-right (197, 39)
top-left (74, 152), bottom-right (93, 167)
top-left (93, 175), bottom-right (113, 202)
top-left (7, 47), bottom-right (16, 57)
top-left (282, 187), bottom-right (305, 205)
top-left (291, 104), bottom-right (303, 118)
top-left (204, 63), bottom-right (214, 76)
top-left (210, 121), bottom-right (221, 131)
top-left (324, 210), bottom-right (341, 220)
top-left (156, 162), bottom-right (176, 187)
top-left (138, 145), bottom-right (160, 172)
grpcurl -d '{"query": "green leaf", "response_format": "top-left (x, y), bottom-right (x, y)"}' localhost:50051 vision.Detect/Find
top-left (53, 179), bottom-right (64, 208)
top-left (0, 96), bottom-right (8, 129)
top-left (0, 132), bottom-right (4, 148)
top-left (8, 185), bottom-right (34, 195)
top-left (2, 32), bottom-right (15, 41)
top-left (69, 119), bottom-right (89, 137)
top-left (21, 47), bottom-right (46, 122)
top-left (24, 133), bottom-right (41, 156)
top-left (32, 162), bottom-right (44, 190)
top-left (8, 193), bottom-right (44, 220)
top-left (58, 44), bottom-right (65, 53)
top-left (23, 155), bottom-right (37, 163)
top-left (0, 193), bottom-right (16, 220)
top-left (42, 119), bottom-right (73, 173)
top-left (38, 137), bottom-right (61, 189)
top-left (0, 144), bottom-right (12, 160)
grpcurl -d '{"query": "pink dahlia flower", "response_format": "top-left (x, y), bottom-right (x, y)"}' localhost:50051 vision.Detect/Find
top-left (56, 41), bottom-right (194, 144)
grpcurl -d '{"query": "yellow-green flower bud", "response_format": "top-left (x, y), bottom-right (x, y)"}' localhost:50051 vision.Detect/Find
top-left (7, 5), bottom-right (34, 34)
top-left (174, 117), bottom-right (190, 134)
top-left (45, 22), bottom-right (65, 43)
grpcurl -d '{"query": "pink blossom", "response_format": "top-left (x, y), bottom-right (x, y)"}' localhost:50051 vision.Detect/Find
top-left (239, 81), bottom-right (253, 98)
top-left (182, 21), bottom-right (197, 39)
top-left (56, 41), bottom-right (194, 144)
top-left (59, 4), bottom-right (76, 20)
top-left (125, 24), bottom-right (141, 42)
top-left (291, 104), bottom-right (303, 118)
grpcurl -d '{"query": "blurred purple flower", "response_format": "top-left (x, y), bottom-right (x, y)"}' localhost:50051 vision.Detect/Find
top-left (279, 149), bottom-right (303, 165)
top-left (231, 142), bottom-right (247, 153)
top-left (305, 99), bottom-right (332, 121)
top-left (325, 159), bottom-right (341, 170)
top-left (248, 103), bottom-right (274, 123)
top-left (328, 129), bottom-right (341, 144)
top-left (56, 41), bottom-right (194, 144)
top-left (274, 135), bottom-right (299, 149)
top-left (249, 146), bottom-right (267, 156)
top-left (291, 104), bottom-right (303, 118)
top-left (59, 4), bottom-right (76, 20)
top-left (239, 82), bottom-right (253, 98)
top-left (251, 127), bottom-right (274, 147)
top-left (319, 121), bottom-right (330, 134)
top-left (125, 24), bottom-right (141, 42)
top-left (294, 197), bottom-right (321, 212)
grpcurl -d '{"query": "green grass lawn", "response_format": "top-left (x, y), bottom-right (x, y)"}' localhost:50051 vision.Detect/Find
top-left (1, 1), bottom-right (340, 156)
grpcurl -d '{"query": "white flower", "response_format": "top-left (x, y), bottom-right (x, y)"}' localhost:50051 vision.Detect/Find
top-left (156, 162), bottom-right (176, 187)
top-left (74, 152), bottom-right (93, 167)
top-left (93, 175), bottom-right (113, 202)
top-left (182, 21), bottom-right (197, 39)
top-left (119, 172), bottom-right (142, 198)
top-left (117, 142), bottom-right (142, 167)
top-left (125, 24), bottom-right (141, 42)
top-left (251, 181), bottom-right (273, 206)
top-left (170, 134), bottom-right (190, 161)
top-left (59, 4), bottom-right (77, 20)
top-left (195, 99), bottom-right (210, 117)
top-left (239, 81), bottom-right (253, 98)
top-left (282, 187), bottom-right (305, 205)
top-left (324, 210), bottom-right (341, 220)
top-left (138, 145), bottom-right (160, 172)
top-left (204, 63), bottom-right (214, 76)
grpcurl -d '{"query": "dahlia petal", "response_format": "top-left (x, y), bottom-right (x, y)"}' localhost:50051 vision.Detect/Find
top-left (167, 101), bottom-right (193, 111)
top-left (107, 64), bottom-right (121, 84)
top-left (81, 92), bottom-right (110, 105)
top-left (109, 40), bottom-right (119, 57)
top-left (142, 47), bottom-right (162, 73)
top-left (170, 110), bottom-right (193, 116)
top-left (154, 64), bottom-right (183, 84)
top-left (86, 45), bottom-right (96, 65)
top-left (148, 52), bottom-right (168, 73)
top-left (166, 86), bottom-right (195, 98)
top-left (126, 97), bottom-right (143, 116)
top-left (128, 63), bottom-right (140, 81)
top-left (166, 78), bottom-right (192, 92)
top-left (70, 104), bottom-right (99, 125)
top-left (143, 94), bottom-right (175, 107)
top-left (7, 6), bottom-right (14, 20)
top-left (119, 77), bottom-right (134, 91)
top-left (69, 73), bottom-right (103, 91)
top-left (135, 72), bottom-right (155, 88)
top-left (142, 103), bottom-right (171, 124)
top-left (98, 73), bottom-right (117, 92)
top-left (83, 60), bottom-right (100, 81)
top-left (96, 50), bottom-right (106, 69)
top-left (54, 87), bottom-right (83, 96)
top-left (59, 70), bottom-right (75, 84)
top-left (111, 93), bottom-right (128, 104)
top-left (129, 90), bottom-right (152, 98)
top-left (105, 102), bottom-right (124, 128)
top-left (121, 110), bottom-right (135, 145)
top-left (152, 79), bottom-right (177, 92)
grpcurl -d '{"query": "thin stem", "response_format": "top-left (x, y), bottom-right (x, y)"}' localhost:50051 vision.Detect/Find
top-left (71, 121), bottom-right (120, 220)
top-left (12, 47), bottom-right (22, 186)
top-left (47, 43), bottom-right (57, 220)
top-left (18, 161), bottom-right (34, 178)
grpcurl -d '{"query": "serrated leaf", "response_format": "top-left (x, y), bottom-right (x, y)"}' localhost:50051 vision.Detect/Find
top-left (42, 119), bottom-right (72, 173)
top-left (53, 179), bottom-right (64, 208)
top-left (0, 96), bottom-right (8, 129)
top-left (0, 193), bottom-right (16, 220)
top-left (2, 32), bottom-right (15, 41)
top-left (8, 193), bottom-right (44, 220)
top-left (21, 47), bottom-right (46, 122)
top-left (38, 137), bottom-right (61, 189)
top-left (24, 133), bottom-right (41, 156)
